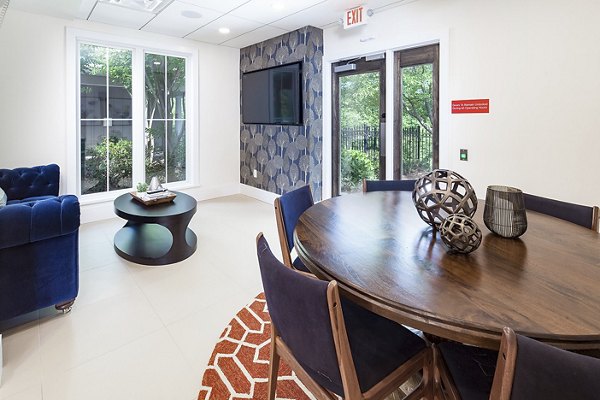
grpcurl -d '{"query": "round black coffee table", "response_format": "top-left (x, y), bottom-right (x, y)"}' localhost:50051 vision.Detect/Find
top-left (113, 191), bottom-right (197, 266)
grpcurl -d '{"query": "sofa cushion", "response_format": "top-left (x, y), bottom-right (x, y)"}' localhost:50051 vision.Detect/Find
top-left (7, 195), bottom-right (55, 206)
top-left (0, 187), bottom-right (6, 207)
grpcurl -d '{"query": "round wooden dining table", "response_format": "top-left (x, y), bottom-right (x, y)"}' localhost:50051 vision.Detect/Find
top-left (294, 191), bottom-right (600, 350)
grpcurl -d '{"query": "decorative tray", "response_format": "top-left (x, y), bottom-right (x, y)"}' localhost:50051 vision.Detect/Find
top-left (130, 190), bottom-right (176, 206)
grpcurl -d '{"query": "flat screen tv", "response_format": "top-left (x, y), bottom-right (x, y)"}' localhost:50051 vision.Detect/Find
top-left (242, 62), bottom-right (303, 125)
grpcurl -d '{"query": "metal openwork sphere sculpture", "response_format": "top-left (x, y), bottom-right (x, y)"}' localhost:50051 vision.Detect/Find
top-left (440, 214), bottom-right (482, 254)
top-left (412, 169), bottom-right (478, 229)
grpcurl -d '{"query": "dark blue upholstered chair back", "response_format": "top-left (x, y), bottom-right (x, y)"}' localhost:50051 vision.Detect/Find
top-left (438, 327), bottom-right (600, 400)
top-left (257, 234), bottom-right (431, 398)
top-left (0, 164), bottom-right (59, 201)
top-left (507, 334), bottom-right (600, 400)
top-left (364, 179), bottom-right (416, 192)
top-left (277, 185), bottom-right (314, 252)
top-left (274, 185), bottom-right (314, 271)
top-left (523, 193), bottom-right (597, 230)
top-left (256, 234), bottom-right (342, 393)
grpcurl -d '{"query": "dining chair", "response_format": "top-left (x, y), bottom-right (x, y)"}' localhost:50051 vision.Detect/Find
top-left (490, 327), bottom-right (600, 400)
top-left (523, 193), bottom-right (599, 231)
top-left (434, 340), bottom-right (498, 400)
top-left (435, 327), bottom-right (600, 400)
top-left (363, 179), bottom-right (417, 192)
top-left (256, 233), bottom-right (433, 400)
top-left (274, 185), bottom-right (313, 271)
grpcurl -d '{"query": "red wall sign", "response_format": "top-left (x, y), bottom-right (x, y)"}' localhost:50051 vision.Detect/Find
top-left (344, 6), bottom-right (366, 29)
top-left (452, 99), bottom-right (489, 114)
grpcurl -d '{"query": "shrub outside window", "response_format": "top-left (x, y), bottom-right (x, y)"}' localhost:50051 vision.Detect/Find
top-left (78, 42), bottom-right (189, 196)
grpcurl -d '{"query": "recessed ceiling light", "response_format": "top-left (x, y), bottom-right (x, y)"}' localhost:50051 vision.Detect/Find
top-left (218, 27), bottom-right (231, 34)
top-left (272, 2), bottom-right (285, 10)
top-left (181, 10), bottom-right (202, 19)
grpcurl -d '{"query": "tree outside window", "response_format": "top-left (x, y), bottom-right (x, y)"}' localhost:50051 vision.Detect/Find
top-left (79, 44), bottom-right (188, 196)
top-left (145, 54), bottom-right (186, 184)
top-left (80, 44), bottom-right (133, 195)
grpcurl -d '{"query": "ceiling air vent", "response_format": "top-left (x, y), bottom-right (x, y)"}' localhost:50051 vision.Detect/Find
top-left (99, 0), bottom-right (172, 14)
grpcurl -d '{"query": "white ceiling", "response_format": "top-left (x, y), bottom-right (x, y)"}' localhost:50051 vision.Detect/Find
top-left (9, 0), bottom-right (411, 48)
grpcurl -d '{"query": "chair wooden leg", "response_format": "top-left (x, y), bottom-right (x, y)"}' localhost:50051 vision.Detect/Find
top-left (423, 347), bottom-right (435, 400)
top-left (268, 324), bottom-right (281, 400)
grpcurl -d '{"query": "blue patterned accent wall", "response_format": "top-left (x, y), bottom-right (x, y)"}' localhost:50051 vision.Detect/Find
top-left (240, 26), bottom-right (323, 200)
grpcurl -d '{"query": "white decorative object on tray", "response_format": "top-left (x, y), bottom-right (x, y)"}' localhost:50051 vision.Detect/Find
top-left (130, 190), bottom-right (176, 205)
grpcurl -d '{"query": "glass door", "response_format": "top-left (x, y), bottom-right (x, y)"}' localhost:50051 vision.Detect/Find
top-left (332, 56), bottom-right (385, 195)
top-left (394, 44), bottom-right (439, 179)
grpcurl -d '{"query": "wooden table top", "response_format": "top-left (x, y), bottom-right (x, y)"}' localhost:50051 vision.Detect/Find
top-left (294, 191), bottom-right (600, 350)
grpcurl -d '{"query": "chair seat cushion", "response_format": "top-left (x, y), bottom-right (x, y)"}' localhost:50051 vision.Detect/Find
top-left (292, 256), bottom-right (311, 272)
top-left (343, 297), bottom-right (427, 393)
top-left (438, 341), bottom-right (498, 400)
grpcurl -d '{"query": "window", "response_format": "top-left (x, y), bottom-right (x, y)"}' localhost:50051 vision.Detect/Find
top-left (75, 35), bottom-right (194, 198)
top-left (144, 54), bottom-right (186, 184)
top-left (80, 44), bottom-right (133, 194)
top-left (394, 44), bottom-right (439, 179)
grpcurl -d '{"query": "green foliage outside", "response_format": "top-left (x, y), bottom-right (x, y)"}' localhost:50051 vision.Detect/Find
top-left (401, 64), bottom-right (434, 178)
top-left (340, 72), bottom-right (380, 129)
top-left (144, 55), bottom-right (186, 184)
top-left (338, 64), bottom-right (434, 184)
top-left (85, 134), bottom-right (185, 193)
top-left (80, 45), bottom-right (187, 194)
top-left (80, 44), bottom-right (132, 94)
top-left (340, 149), bottom-right (376, 193)
top-left (84, 137), bottom-right (132, 193)
top-left (339, 73), bottom-right (380, 192)
top-left (401, 64), bottom-right (433, 133)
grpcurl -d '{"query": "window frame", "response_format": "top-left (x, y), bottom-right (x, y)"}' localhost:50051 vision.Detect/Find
top-left (66, 28), bottom-right (198, 204)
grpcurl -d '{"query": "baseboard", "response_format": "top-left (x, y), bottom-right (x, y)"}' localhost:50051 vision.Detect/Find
top-left (239, 184), bottom-right (279, 204)
top-left (80, 183), bottom-right (240, 224)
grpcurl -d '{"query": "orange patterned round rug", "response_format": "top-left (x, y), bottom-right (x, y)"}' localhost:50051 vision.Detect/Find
top-left (198, 293), bottom-right (314, 400)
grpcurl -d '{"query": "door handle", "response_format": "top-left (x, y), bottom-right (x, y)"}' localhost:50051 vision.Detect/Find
top-left (379, 122), bottom-right (385, 156)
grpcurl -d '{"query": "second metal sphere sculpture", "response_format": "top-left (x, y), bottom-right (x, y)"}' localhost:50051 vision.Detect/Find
top-left (440, 213), bottom-right (482, 254)
top-left (412, 169), bottom-right (478, 229)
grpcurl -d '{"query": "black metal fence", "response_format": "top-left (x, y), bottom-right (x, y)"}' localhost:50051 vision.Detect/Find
top-left (340, 125), bottom-right (432, 165)
top-left (340, 125), bottom-right (380, 160)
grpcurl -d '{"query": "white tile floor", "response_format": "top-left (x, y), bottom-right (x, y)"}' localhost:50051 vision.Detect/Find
top-left (0, 194), bottom-right (281, 400)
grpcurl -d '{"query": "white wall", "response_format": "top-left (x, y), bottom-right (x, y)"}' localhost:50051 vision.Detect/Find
top-left (0, 10), bottom-right (240, 221)
top-left (323, 0), bottom-right (600, 205)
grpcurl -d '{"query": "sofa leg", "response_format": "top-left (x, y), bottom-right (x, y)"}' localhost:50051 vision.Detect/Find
top-left (55, 299), bottom-right (75, 314)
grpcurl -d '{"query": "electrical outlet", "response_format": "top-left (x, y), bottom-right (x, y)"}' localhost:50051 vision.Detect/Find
top-left (460, 149), bottom-right (468, 161)
top-left (253, 169), bottom-right (258, 178)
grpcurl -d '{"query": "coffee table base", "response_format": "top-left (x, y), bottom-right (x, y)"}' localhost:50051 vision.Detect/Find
top-left (114, 223), bottom-right (197, 266)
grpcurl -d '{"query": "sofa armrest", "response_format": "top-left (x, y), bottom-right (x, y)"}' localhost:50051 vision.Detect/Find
top-left (0, 195), bottom-right (80, 250)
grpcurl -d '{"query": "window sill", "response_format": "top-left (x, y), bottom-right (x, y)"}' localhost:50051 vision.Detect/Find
top-left (78, 182), bottom-right (195, 206)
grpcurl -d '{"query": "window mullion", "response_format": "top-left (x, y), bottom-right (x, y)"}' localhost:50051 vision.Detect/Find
top-left (132, 47), bottom-right (145, 186)
top-left (164, 56), bottom-right (169, 182)
top-left (105, 47), bottom-right (110, 192)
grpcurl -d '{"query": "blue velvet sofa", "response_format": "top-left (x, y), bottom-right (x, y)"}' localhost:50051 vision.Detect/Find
top-left (0, 164), bottom-right (80, 320)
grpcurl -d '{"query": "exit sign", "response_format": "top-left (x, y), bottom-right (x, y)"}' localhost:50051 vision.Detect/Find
top-left (344, 5), bottom-right (366, 29)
